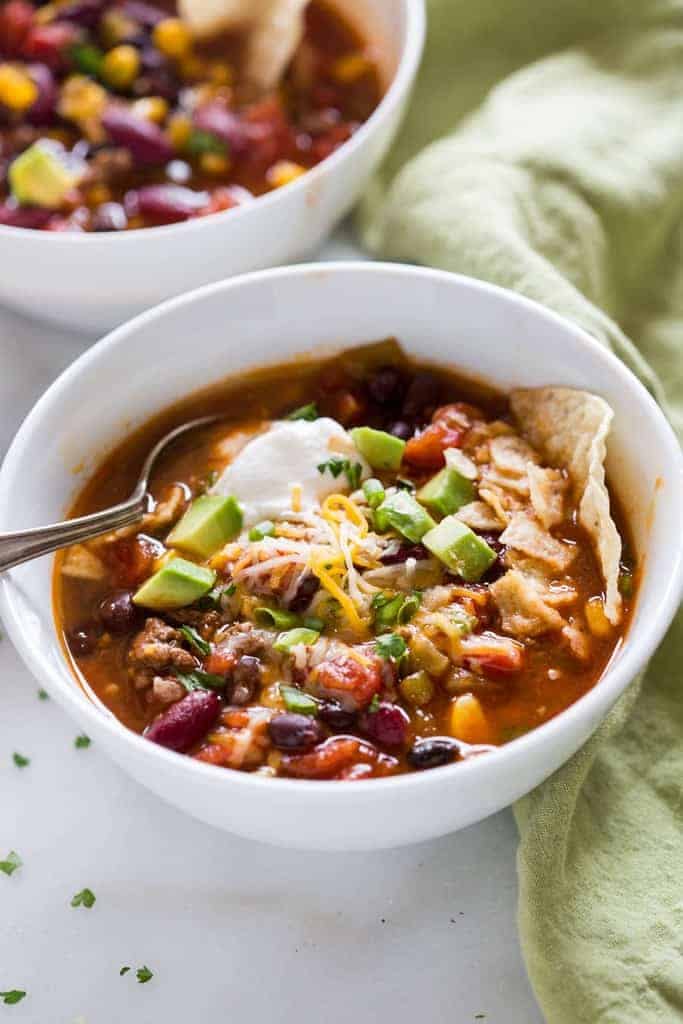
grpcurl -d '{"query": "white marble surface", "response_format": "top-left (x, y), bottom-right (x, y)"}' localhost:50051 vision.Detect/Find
top-left (0, 238), bottom-right (544, 1024)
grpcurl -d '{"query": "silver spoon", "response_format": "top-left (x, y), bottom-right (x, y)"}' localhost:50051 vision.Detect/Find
top-left (0, 415), bottom-right (221, 573)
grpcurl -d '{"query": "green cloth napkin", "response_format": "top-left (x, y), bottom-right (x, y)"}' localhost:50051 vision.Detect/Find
top-left (360, 2), bottom-right (683, 1020)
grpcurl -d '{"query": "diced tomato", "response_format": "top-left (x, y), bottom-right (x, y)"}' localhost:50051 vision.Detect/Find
top-left (432, 401), bottom-right (483, 432)
top-left (461, 633), bottom-right (523, 674)
top-left (403, 422), bottom-right (463, 470)
top-left (242, 96), bottom-right (295, 169)
top-left (310, 653), bottom-right (382, 711)
top-left (280, 736), bottom-right (378, 779)
top-left (309, 120), bottom-right (353, 162)
top-left (0, 0), bottom-right (34, 57)
top-left (23, 23), bottom-right (79, 70)
top-left (106, 535), bottom-right (163, 588)
top-left (204, 643), bottom-right (238, 678)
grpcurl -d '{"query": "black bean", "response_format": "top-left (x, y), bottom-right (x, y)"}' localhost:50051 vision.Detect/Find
top-left (68, 623), bottom-right (100, 656)
top-left (318, 701), bottom-right (356, 731)
top-left (288, 573), bottom-right (319, 612)
top-left (367, 366), bottom-right (405, 406)
top-left (388, 420), bottom-right (414, 441)
top-left (407, 736), bottom-right (461, 770)
top-left (98, 590), bottom-right (139, 633)
top-left (380, 543), bottom-right (428, 566)
top-left (230, 655), bottom-right (261, 705)
top-left (269, 713), bottom-right (324, 752)
top-left (402, 372), bottom-right (440, 418)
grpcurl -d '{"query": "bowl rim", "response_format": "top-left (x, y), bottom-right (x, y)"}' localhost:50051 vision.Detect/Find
top-left (1, 260), bottom-right (682, 800)
top-left (0, 0), bottom-right (426, 245)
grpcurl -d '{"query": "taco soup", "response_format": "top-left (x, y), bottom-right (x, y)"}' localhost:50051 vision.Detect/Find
top-left (54, 340), bottom-right (635, 780)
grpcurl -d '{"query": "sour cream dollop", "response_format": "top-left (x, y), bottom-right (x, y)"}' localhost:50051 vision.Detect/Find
top-left (211, 417), bottom-right (369, 526)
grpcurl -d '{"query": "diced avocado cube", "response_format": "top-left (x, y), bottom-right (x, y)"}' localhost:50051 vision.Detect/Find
top-left (9, 142), bottom-right (82, 208)
top-left (423, 517), bottom-right (496, 582)
top-left (417, 466), bottom-right (475, 518)
top-left (351, 426), bottom-right (405, 471)
top-left (133, 557), bottom-right (216, 610)
top-left (167, 495), bottom-right (242, 559)
top-left (374, 490), bottom-right (436, 543)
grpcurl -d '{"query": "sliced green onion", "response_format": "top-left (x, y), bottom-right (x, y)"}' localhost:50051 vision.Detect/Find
top-left (273, 627), bottom-right (320, 652)
top-left (287, 403), bottom-right (318, 421)
top-left (363, 478), bottom-right (385, 509)
top-left (254, 606), bottom-right (301, 630)
top-left (303, 615), bottom-right (325, 632)
top-left (279, 684), bottom-right (319, 715)
top-left (249, 520), bottom-right (276, 542)
top-left (397, 591), bottom-right (421, 624)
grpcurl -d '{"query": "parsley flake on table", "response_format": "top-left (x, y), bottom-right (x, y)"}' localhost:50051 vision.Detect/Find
top-left (136, 966), bottom-right (153, 984)
top-left (74, 734), bottom-right (91, 749)
top-left (119, 967), bottom-right (130, 976)
top-left (71, 888), bottom-right (96, 909)
top-left (12, 753), bottom-right (29, 768)
top-left (0, 851), bottom-right (22, 877)
top-left (38, 689), bottom-right (49, 700)
top-left (0, 990), bottom-right (26, 1005)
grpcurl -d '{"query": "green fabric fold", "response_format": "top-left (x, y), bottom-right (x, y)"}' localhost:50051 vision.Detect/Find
top-left (360, 2), bottom-right (683, 1020)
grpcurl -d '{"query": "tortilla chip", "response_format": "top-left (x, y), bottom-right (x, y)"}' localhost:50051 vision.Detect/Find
top-left (500, 512), bottom-right (575, 571)
top-left (526, 464), bottom-right (567, 530)
top-left (510, 388), bottom-right (622, 624)
top-left (490, 569), bottom-right (565, 638)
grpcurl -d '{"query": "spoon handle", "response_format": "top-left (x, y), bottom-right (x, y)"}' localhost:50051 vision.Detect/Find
top-left (0, 499), bottom-right (145, 573)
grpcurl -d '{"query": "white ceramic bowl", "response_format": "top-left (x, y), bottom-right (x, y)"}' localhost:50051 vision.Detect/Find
top-left (0, 0), bottom-right (424, 334)
top-left (1, 263), bottom-right (681, 850)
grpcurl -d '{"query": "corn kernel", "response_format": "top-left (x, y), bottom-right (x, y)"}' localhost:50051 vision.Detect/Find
top-left (331, 52), bottom-right (372, 84)
top-left (585, 596), bottom-right (612, 637)
top-left (167, 112), bottom-right (192, 150)
top-left (207, 61), bottom-right (233, 86)
top-left (0, 64), bottom-right (38, 112)
top-left (153, 17), bottom-right (193, 60)
top-left (100, 8), bottom-right (138, 48)
top-left (449, 694), bottom-right (493, 745)
top-left (101, 44), bottom-right (140, 90)
top-left (399, 670), bottom-right (434, 707)
top-left (266, 160), bottom-right (306, 189)
top-left (86, 184), bottom-right (112, 206)
top-left (58, 75), bottom-right (107, 124)
top-left (132, 95), bottom-right (169, 124)
top-left (199, 151), bottom-right (230, 176)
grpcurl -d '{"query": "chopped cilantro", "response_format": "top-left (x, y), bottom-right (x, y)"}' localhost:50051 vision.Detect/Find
top-left (71, 888), bottom-right (96, 909)
top-left (185, 129), bottom-right (227, 156)
top-left (198, 582), bottom-right (236, 610)
top-left (368, 694), bottom-right (381, 713)
top-left (178, 624), bottom-right (211, 656)
top-left (38, 689), bottom-right (49, 701)
top-left (0, 851), bottom-right (22, 877)
top-left (74, 734), bottom-right (91, 749)
top-left (372, 591), bottom-right (421, 629)
top-left (136, 966), bottom-right (153, 984)
top-left (175, 669), bottom-right (226, 692)
top-left (0, 991), bottom-right (26, 1005)
top-left (119, 966), bottom-right (130, 976)
top-left (317, 456), bottom-right (362, 490)
top-left (12, 753), bottom-right (29, 768)
top-left (287, 403), bottom-right (318, 421)
top-left (375, 634), bottom-right (407, 661)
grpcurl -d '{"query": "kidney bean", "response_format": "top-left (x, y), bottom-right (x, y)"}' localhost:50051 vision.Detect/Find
top-left (402, 371), bottom-right (440, 419)
top-left (269, 712), bottom-right (324, 752)
top-left (229, 655), bottom-right (261, 706)
top-left (0, 203), bottom-right (53, 228)
top-left (145, 689), bottom-right (220, 753)
top-left (317, 701), bottom-right (356, 731)
top-left (407, 736), bottom-right (461, 770)
top-left (130, 184), bottom-right (209, 224)
top-left (23, 23), bottom-right (79, 70)
top-left (68, 623), bottom-right (100, 656)
top-left (54, 0), bottom-right (105, 28)
top-left (367, 366), bottom-right (405, 406)
top-left (359, 702), bottom-right (409, 748)
top-left (91, 201), bottom-right (127, 231)
top-left (0, 1), bottom-right (34, 58)
top-left (193, 102), bottom-right (251, 156)
top-left (98, 590), bottom-right (139, 632)
top-left (25, 63), bottom-right (57, 124)
top-left (388, 420), bottom-right (414, 441)
top-left (102, 105), bottom-right (173, 165)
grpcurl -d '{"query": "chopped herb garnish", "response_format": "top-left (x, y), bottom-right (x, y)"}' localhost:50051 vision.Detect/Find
top-left (375, 634), bottom-right (407, 661)
top-left (280, 685), bottom-right (319, 716)
top-left (317, 456), bottom-right (363, 491)
top-left (368, 694), bottom-right (381, 713)
top-left (71, 887), bottom-right (96, 909)
top-left (185, 129), bottom-right (227, 155)
top-left (38, 689), bottom-right (49, 701)
top-left (69, 41), bottom-right (103, 76)
top-left (12, 753), bottom-right (29, 769)
top-left (74, 734), bottom-right (91, 749)
top-left (0, 991), bottom-right (26, 1005)
top-left (119, 967), bottom-right (130, 976)
top-left (175, 669), bottom-right (226, 692)
top-left (372, 591), bottom-right (420, 628)
top-left (0, 851), bottom-right (22, 877)
top-left (249, 520), bottom-right (276, 542)
top-left (178, 624), bottom-right (211, 656)
top-left (287, 403), bottom-right (318, 421)
top-left (136, 966), bottom-right (153, 984)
